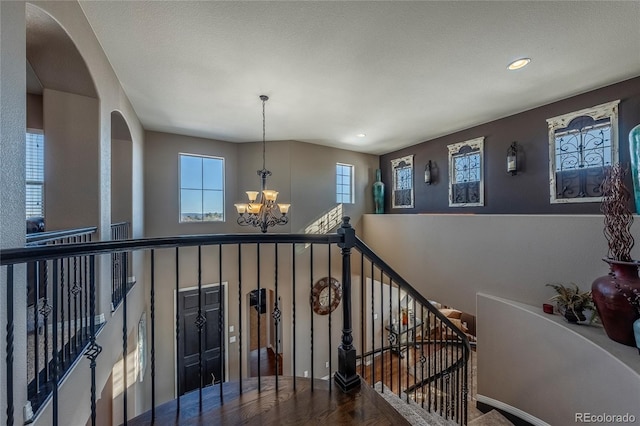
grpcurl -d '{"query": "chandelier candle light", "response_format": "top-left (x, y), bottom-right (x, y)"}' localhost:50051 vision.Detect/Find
top-left (235, 95), bottom-right (290, 233)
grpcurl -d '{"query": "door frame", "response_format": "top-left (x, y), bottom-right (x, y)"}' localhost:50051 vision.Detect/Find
top-left (173, 282), bottom-right (229, 398)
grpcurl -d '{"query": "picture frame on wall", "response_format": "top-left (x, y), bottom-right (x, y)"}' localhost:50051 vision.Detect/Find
top-left (391, 155), bottom-right (414, 208)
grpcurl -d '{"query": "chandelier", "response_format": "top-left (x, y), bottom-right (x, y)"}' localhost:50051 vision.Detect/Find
top-left (234, 95), bottom-right (290, 233)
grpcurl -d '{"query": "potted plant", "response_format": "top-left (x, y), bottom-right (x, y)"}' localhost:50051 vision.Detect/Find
top-left (546, 283), bottom-right (595, 323)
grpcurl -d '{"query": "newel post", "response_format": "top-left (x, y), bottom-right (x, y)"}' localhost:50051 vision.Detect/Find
top-left (334, 217), bottom-right (361, 392)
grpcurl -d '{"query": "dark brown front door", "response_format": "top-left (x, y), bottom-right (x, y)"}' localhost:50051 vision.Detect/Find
top-left (177, 286), bottom-right (223, 396)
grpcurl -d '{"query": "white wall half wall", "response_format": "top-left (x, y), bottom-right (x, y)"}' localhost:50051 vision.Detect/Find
top-left (361, 214), bottom-right (640, 314)
top-left (477, 293), bottom-right (640, 425)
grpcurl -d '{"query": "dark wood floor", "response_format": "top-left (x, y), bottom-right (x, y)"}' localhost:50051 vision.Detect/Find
top-left (127, 376), bottom-right (411, 426)
top-left (249, 347), bottom-right (282, 377)
top-left (360, 343), bottom-right (449, 393)
top-left (127, 344), bottom-right (469, 425)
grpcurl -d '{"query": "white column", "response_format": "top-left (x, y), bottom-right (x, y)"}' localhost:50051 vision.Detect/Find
top-left (1, 1), bottom-right (28, 424)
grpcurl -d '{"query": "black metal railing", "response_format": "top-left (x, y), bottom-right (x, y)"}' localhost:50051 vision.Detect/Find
top-left (353, 237), bottom-right (471, 425)
top-left (24, 227), bottom-right (98, 419)
top-left (3, 217), bottom-right (469, 425)
top-left (111, 222), bottom-right (131, 311)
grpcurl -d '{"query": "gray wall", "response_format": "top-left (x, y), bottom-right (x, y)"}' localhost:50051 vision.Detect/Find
top-left (380, 77), bottom-right (640, 215)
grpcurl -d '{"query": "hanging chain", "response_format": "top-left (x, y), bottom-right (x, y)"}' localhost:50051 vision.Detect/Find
top-left (261, 95), bottom-right (268, 172)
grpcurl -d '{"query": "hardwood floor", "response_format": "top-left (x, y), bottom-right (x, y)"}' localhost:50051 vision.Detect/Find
top-left (249, 347), bottom-right (282, 377)
top-left (127, 376), bottom-right (411, 426)
top-left (127, 344), bottom-right (476, 425)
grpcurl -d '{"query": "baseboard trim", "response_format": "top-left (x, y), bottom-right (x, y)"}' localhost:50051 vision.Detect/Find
top-left (476, 395), bottom-right (551, 426)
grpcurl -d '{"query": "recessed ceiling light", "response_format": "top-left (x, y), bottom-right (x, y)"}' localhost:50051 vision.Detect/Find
top-left (507, 58), bottom-right (531, 70)
top-left (357, 133), bottom-right (366, 138)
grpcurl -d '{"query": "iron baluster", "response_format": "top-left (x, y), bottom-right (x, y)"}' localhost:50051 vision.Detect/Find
top-left (257, 243), bottom-right (261, 391)
top-left (310, 244), bottom-right (314, 390)
top-left (291, 243), bottom-right (296, 391)
top-left (219, 244), bottom-right (224, 402)
top-left (6, 265), bottom-right (14, 426)
top-left (196, 246), bottom-right (204, 410)
top-left (150, 249), bottom-right (156, 422)
top-left (84, 256), bottom-right (102, 426)
top-left (52, 260), bottom-right (59, 426)
top-left (327, 242), bottom-right (331, 392)
top-left (175, 247), bottom-right (180, 412)
top-left (273, 243), bottom-right (280, 391)
top-left (122, 250), bottom-right (128, 426)
top-left (238, 244), bottom-right (243, 394)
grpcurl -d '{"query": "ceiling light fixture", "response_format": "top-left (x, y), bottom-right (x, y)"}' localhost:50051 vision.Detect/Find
top-left (507, 58), bottom-right (531, 70)
top-left (234, 95), bottom-right (290, 233)
top-left (357, 133), bottom-right (366, 138)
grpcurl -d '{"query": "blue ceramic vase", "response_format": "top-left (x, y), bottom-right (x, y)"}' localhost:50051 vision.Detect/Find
top-left (634, 318), bottom-right (640, 355)
top-left (373, 169), bottom-right (385, 214)
top-left (630, 124), bottom-right (640, 213)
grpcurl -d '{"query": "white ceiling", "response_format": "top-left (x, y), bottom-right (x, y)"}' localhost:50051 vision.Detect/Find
top-left (79, 1), bottom-right (640, 155)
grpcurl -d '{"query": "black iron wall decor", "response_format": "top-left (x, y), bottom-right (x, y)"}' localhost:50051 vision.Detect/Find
top-left (391, 155), bottom-right (414, 208)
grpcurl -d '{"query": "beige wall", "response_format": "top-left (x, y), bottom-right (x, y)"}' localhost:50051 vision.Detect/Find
top-left (144, 131), bottom-right (240, 236)
top-left (290, 141), bottom-right (379, 233)
top-left (361, 214), bottom-right (640, 315)
top-left (143, 133), bottom-right (378, 403)
top-left (477, 294), bottom-right (640, 425)
top-left (0, 1), bottom-right (148, 424)
top-left (111, 138), bottom-right (133, 225)
top-left (362, 214), bottom-right (640, 422)
top-left (27, 93), bottom-right (43, 130)
top-left (43, 88), bottom-right (100, 230)
top-left (144, 133), bottom-right (378, 237)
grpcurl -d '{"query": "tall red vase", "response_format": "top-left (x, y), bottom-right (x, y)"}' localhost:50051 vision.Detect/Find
top-left (591, 259), bottom-right (640, 346)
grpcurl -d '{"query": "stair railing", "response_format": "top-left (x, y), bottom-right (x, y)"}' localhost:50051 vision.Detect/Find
top-left (2, 217), bottom-right (469, 426)
top-left (352, 234), bottom-right (471, 425)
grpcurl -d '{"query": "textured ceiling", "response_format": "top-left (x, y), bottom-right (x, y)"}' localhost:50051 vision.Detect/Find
top-left (78, 1), bottom-right (640, 155)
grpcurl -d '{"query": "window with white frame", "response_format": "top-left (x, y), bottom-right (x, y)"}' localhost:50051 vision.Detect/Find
top-left (448, 137), bottom-right (484, 207)
top-left (336, 163), bottom-right (354, 204)
top-left (26, 131), bottom-right (44, 219)
top-left (391, 155), bottom-right (414, 208)
top-left (179, 153), bottom-right (225, 222)
top-left (547, 100), bottom-right (619, 203)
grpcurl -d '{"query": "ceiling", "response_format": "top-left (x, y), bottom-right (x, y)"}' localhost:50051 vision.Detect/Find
top-left (78, 1), bottom-right (640, 155)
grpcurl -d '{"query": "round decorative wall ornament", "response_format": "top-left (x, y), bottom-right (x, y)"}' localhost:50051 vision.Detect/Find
top-left (310, 277), bottom-right (342, 315)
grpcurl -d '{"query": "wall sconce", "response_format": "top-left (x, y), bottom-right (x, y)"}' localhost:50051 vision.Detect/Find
top-left (424, 160), bottom-right (433, 184)
top-left (507, 142), bottom-right (518, 175)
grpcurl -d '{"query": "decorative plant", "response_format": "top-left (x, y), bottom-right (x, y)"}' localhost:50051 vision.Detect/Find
top-left (546, 283), bottom-right (595, 322)
top-left (601, 163), bottom-right (635, 261)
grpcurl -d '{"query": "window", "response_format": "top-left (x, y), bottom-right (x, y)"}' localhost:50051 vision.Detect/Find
top-left (448, 137), bottom-right (484, 207)
top-left (547, 100), bottom-right (619, 203)
top-left (179, 154), bottom-right (224, 222)
top-left (391, 155), bottom-right (414, 208)
top-left (26, 131), bottom-right (44, 219)
top-left (336, 163), bottom-right (354, 204)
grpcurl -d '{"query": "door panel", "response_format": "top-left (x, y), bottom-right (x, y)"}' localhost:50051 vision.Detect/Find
top-left (177, 286), bottom-right (224, 396)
